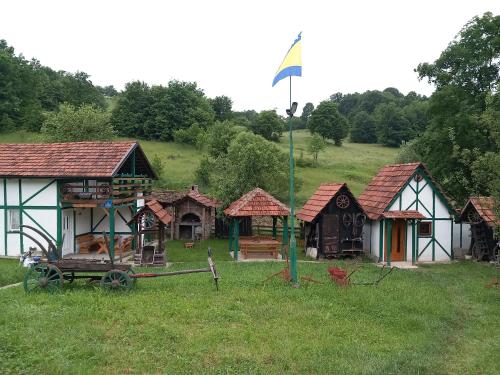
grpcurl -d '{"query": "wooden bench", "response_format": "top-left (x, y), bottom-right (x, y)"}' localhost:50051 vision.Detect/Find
top-left (76, 234), bottom-right (99, 254)
top-left (240, 240), bottom-right (280, 259)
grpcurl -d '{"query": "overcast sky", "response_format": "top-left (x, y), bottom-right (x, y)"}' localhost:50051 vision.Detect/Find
top-left (2, 1), bottom-right (499, 113)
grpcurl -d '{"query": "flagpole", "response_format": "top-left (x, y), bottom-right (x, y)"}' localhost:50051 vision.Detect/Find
top-left (288, 75), bottom-right (298, 286)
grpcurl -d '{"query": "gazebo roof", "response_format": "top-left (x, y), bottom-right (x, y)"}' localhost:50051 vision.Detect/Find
top-left (224, 188), bottom-right (290, 217)
top-left (460, 196), bottom-right (498, 228)
top-left (131, 200), bottom-right (172, 225)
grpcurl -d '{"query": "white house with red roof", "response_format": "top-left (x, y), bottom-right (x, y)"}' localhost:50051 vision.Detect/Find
top-left (0, 141), bottom-right (155, 257)
top-left (359, 163), bottom-right (470, 264)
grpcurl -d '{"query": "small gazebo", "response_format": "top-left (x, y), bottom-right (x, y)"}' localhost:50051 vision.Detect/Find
top-left (224, 188), bottom-right (290, 260)
top-left (130, 200), bottom-right (172, 266)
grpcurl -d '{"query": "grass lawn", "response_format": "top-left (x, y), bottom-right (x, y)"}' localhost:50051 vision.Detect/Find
top-left (0, 130), bottom-right (398, 205)
top-left (0, 254), bottom-right (498, 374)
top-left (0, 258), bottom-right (25, 287)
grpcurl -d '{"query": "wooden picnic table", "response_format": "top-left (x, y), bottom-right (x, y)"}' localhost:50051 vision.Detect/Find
top-left (240, 238), bottom-right (280, 259)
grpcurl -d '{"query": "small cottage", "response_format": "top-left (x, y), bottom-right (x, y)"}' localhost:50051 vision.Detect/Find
top-left (359, 162), bottom-right (470, 264)
top-left (460, 196), bottom-right (498, 261)
top-left (0, 141), bottom-right (155, 257)
top-left (297, 183), bottom-right (366, 259)
top-left (152, 186), bottom-right (219, 240)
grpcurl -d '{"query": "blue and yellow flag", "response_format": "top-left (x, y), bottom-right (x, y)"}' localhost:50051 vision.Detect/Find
top-left (272, 32), bottom-right (302, 87)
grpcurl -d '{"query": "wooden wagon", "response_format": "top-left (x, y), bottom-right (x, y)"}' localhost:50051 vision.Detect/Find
top-left (15, 225), bottom-right (219, 292)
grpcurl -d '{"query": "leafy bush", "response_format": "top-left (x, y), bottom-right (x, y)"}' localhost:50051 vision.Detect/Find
top-left (41, 103), bottom-right (114, 142)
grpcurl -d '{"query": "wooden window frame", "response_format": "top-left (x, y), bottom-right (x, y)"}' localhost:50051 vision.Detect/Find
top-left (418, 221), bottom-right (432, 237)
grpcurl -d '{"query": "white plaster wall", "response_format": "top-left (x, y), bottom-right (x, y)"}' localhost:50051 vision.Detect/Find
top-left (22, 209), bottom-right (58, 253)
top-left (75, 208), bottom-right (91, 235)
top-left (435, 220), bottom-right (452, 261)
top-left (6, 179), bottom-right (19, 206)
top-left (0, 179), bottom-right (4, 205)
top-left (370, 221), bottom-right (380, 259)
top-left (0, 208), bottom-right (4, 255)
top-left (92, 207), bottom-right (132, 233)
top-left (406, 223), bottom-right (414, 261)
top-left (362, 222), bottom-right (371, 252)
top-left (21, 179), bottom-right (57, 206)
top-left (453, 222), bottom-right (471, 251)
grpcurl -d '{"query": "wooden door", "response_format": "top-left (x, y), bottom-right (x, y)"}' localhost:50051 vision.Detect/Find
top-left (385, 219), bottom-right (405, 261)
top-left (322, 214), bottom-right (340, 255)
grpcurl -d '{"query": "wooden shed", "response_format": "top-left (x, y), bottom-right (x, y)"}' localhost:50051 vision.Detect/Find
top-left (297, 183), bottom-right (366, 259)
top-left (459, 197), bottom-right (498, 261)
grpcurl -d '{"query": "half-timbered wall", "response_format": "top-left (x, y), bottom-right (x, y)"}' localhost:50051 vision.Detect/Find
top-left (364, 171), bottom-right (471, 263)
top-left (1, 178), bottom-right (58, 256)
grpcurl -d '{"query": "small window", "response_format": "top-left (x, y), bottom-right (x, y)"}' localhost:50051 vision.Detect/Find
top-left (418, 222), bottom-right (432, 237)
top-left (8, 210), bottom-right (20, 230)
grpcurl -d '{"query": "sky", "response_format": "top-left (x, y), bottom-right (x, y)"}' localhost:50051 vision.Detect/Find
top-left (1, 1), bottom-right (499, 114)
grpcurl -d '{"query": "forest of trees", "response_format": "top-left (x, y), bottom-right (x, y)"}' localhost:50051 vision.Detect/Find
top-left (0, 39), bottom-right (108, 133)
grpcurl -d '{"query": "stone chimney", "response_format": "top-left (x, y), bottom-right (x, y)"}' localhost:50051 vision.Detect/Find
top-left (190, 185), bottom-right (199, 193)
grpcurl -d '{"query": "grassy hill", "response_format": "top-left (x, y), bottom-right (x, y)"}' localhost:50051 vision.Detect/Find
top-left (0, 130), bottom-right (399, 205)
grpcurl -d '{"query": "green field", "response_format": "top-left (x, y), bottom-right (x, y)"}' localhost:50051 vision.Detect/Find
top-left (0, 130), bottom-right (398, 205)
top-left (0, 253), bottom-right (499, 374)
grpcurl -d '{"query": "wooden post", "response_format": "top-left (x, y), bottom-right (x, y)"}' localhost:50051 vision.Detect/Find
top-left (411, 219), bottom-right (416, 265)
top-left (228, 219), bottom-right (233, 253)
top-left (109, 206), bottom-right (115, 259)
top-left (272, 216), bottom-right (277, 239)
top-left (282, 216), bottom-right (289, 258)
top-left (387, 219), bottom-right (393, 266)
top-left (234, 218), bottom-right (239, 260)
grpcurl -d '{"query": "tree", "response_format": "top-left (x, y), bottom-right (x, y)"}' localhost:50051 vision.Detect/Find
top-left (307, 133), bottom-right (327, 166)
top-left (111, 80), bottom-right (215, 141)
top-left (196, 132), bottom-right (297, 208)
top-left (416, 12), bottom-right (500, 96)
top-left (308, 101), bottom-right (348, 146)
top-left (41, 103), bottom-right (114, 142)
top-left (409, 12), bottom-right (500, 203)
top-left (350, 111), bottom-right (377, 143)
top-left (211, 95), bottom-right (233, 121)
top-left (250, 110), bottom-right (285, 141)
top-left (204, 120), bottom-right (242, 158)
top-left (374, 102), bottom-right (409, 147)
top-left (97, 85), bottom-right (118, 97)
top-left (300, 102), bottom-right (314, 127)
top-left (111, 81), bottom-right (151, 138)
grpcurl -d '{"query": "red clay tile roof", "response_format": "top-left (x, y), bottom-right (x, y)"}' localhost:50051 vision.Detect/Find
top-left (131, 200), bottom-right (172, 225)
top-left (0, 141), bottom-right (139, 178)
top-left (146, 200), bottom-right (172, 225)
top-left (382, 210), bottom-right (426, 219)
top-left (187, 189), bottom-right (219, 208)
top-left (151, 187), bottom-right (219, 208)
top-left (224, 188), bottom-right (290, 217)
top-left (358, 162), bottom-right (454, 220)
top-left (296, 183), bottom-right (345, 222)
top-left (461, 196), bottom-right (498, 228)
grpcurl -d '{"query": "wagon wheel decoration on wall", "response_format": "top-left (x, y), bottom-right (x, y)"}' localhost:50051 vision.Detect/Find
top-left (141, 211), bottom-right (157, 230)
top-left (98, 184), bottom-right (111, 198)
top-left (467, 210), bottom-right (483, 225)
top-left (343, 213), bottom-right (353, 228)
top-left (336, 194), bottom-right (350, 209)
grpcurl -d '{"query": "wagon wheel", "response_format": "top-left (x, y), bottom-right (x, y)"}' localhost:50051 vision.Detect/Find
top-left (127, 268), bottom-right (137, 285)
top-left (24, 264), bottom-right (64, 293)
top-left (142, 211), bottom-right (156, 230)
top-left (100, 269), bottom-right (133, 291)
top-left (98, 184), bottom-right (111, 198)
top-left (336, 194), bottom-right (350, 209)
top-left (354, 213), bottom-right (366, 227)
top-left (467, 210), bottom-right (483, 225)
top-left (343, 213), bottom-right (353, 228)
top-left (60, 183), bottom-right (72, 196)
